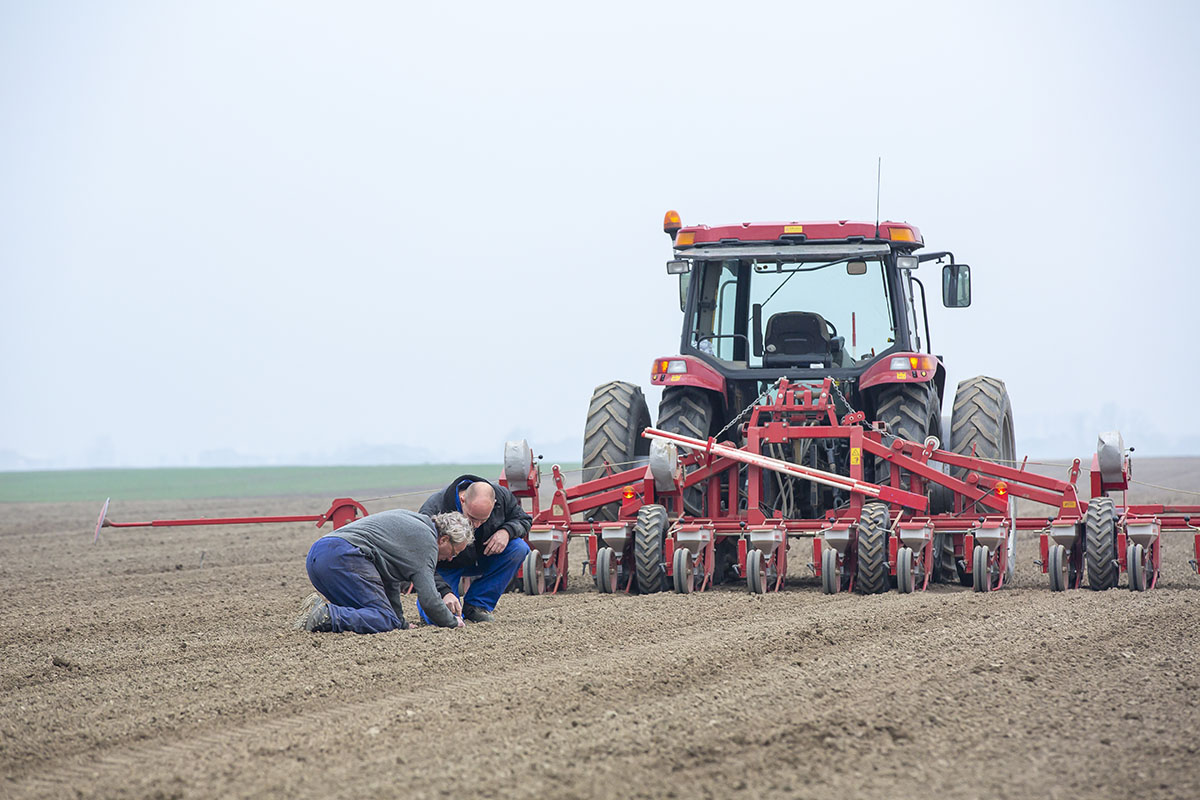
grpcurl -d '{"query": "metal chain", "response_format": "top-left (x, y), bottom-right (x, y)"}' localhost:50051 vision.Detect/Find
top-left (714, 378), bottom-right (784, 440)
top-left (828, 378), bottom-right (858, 418)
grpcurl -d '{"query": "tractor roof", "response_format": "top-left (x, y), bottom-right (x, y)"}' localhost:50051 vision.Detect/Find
top-left (674, 220), bottom-right (922, 250)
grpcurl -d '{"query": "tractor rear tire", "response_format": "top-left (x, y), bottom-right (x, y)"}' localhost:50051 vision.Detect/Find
top-left (873, 382), bottom-right (954, 581)
top-left (1085, 496), bottom-right (1118, 590)
top-left (633, 504), bottom-right (669, 594)
top-left (873, 381), bottom-right (941, 490)
top-left (946, 376), bottom-right (1016, 585)
top-left (582, 381), bottom-right (652, 521)
top-left (657, 388), bottom-right (716, 516)
top-left (854, 502), bottom-right (891, 595)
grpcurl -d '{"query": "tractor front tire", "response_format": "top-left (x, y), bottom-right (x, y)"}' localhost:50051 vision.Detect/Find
top-left (633, 504), bottom-right (669, 594)
top-left (582, 381), bottom-right (652, 521)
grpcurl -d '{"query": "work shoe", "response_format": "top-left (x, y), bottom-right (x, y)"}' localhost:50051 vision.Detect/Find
top-left (462, 604), bottom-right (494, 623)
top-left (293, 592), bottom-right (333, 632)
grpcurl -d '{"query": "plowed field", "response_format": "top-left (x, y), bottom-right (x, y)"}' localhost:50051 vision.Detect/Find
top-left (3, 477), bottom-right (1199, 799)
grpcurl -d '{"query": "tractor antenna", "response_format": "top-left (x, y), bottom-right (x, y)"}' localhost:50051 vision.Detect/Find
top-left (874, 156), bottom-right (882, 238)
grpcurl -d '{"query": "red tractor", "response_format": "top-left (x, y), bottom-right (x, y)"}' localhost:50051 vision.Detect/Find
top-left (580, 212), bottom-right (1014, 591)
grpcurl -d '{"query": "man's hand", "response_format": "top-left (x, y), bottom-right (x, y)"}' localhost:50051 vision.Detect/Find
top-left (483, 527), bottom-right (510, 556)
top-left (442, 593), bottom-right (462, 616)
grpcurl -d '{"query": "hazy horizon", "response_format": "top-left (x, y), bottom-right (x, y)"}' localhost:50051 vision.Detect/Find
top-left (3, 2), bottom-right (1198, 472)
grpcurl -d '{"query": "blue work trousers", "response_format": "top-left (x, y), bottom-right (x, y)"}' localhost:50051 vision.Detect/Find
top-left (418, 535), bottom-right (530, 623)
top-left (306, 536), bottom-right (407, 634)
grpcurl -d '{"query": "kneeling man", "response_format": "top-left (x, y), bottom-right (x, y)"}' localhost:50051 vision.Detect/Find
top-left (418, 475), bottom-right (531, 622)
top-left (295, 509), bottom-right (473, 633)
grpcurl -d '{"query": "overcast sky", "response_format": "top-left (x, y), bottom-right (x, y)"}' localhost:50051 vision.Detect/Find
top-left (2, 0), bottom-right (1198, 470)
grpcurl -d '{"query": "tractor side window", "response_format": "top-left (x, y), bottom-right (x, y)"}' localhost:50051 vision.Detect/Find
top-left (689, 259), bottom-right (740, 360)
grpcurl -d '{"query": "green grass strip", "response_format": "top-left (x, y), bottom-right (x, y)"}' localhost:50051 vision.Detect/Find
top-left (0, 464), bottom-right (508, 504)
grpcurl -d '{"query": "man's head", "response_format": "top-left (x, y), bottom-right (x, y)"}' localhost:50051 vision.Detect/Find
top-left (431, 512), bottom-right (475, 561)
top-left (458, 481), bottom-right (496, 529)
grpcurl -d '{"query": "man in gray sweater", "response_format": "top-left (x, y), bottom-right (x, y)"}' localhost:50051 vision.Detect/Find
top-left (295, 509), bottom-right (474, 633)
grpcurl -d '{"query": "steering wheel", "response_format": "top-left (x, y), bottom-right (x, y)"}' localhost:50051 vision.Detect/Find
top-left (825, 319), bottom-right (838, 338)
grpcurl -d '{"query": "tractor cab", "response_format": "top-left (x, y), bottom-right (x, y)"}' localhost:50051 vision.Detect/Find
top-left (653, 212), bottom-right (970, 433)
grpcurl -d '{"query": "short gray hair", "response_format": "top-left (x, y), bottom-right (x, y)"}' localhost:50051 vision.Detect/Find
top-left (431, 512), bottom-right (475, 546)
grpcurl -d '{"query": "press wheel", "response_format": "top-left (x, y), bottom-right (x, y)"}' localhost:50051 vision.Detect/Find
top-left (896, 546), bottom-right (914, 594)
top-left (972, 545), bottom-right (990, 593)
top-left (522, 549), bottom-right (544, 596)
top-left (746, 548), bottom-right (766, 594)
top-left (821, 546), bottom-right (839, 595)
top-left (672, 547), bottom-right (694, 594)
top-left (595, 547), bottom-right (617, 594)
top-left (1128, 543), bottom-right (1146, 592)
top-left (1048, 544), bottom-right (1068, 592)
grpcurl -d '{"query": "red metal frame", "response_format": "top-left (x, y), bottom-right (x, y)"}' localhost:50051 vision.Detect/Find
top-left (95, 497), bottom-right (369, 537)
top-left (500, 378), bottom-right (1100, 596)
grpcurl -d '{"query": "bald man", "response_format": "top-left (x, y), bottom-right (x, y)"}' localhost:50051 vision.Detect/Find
top-left (418, 475), bottom-right (532, 622)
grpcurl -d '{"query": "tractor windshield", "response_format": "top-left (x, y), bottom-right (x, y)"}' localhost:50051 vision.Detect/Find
top-left (688, 257), bottom-right (897, 368)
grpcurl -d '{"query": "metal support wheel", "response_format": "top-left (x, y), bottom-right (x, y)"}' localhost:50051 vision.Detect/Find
top-left (972, 545), bottom-right (991, 593)
top-left (896, 546), bottom-right (914, 594)
top-left (746, 548), bottom-right (766, 594)
top-left (672, 547), bottom-right (694, 594)
top-left (522, 549), bottom-right (544, 596)
top-left (821, 546), bottom-right (839, 595)
top-left (595, 547), bottom-right (617, 594)
top-left (1048, 544), bottom-right (1068, 592)
top-left (1128, 543), bottom-right (1147, 592)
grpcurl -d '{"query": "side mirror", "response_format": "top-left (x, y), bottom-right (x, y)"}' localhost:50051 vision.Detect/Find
top-left (846, 261), bottom-right (868, 275)
top-left (678, 272), bottom-right (691, 312)
top-left (942, 264), bottom-right (971, 307)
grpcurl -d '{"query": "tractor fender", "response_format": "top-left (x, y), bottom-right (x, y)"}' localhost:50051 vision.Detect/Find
top-left (858, 352), bottom-right (942, 394)
top-left (648, 355), bottom-right (727, 395)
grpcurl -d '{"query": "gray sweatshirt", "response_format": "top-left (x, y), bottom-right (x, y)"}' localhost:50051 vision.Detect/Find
top-left (331, 509), bottom-right (457, 628)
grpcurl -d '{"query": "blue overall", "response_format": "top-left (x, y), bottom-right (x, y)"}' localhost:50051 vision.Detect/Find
top-left (306, 536), bottom-right (407, 634)
top-left (417, 535), bottom-right (530, 623)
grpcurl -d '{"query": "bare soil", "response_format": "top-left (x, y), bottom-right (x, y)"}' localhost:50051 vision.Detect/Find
top-left (3, 471), bottom-right (1200, 799)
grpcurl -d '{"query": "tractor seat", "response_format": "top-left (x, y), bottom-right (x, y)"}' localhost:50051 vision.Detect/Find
top-left (763, 311), bottom-right (834, 367)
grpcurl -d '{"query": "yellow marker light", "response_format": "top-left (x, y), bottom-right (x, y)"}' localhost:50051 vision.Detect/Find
top-left (888, 228), bottom-right (915, 242)
top-left (995, 481), bottom-right (1009, 498)
top-left (664, 210), bottom-right (682, 233)
top-left (676, 232), bottom-right (695, 246)
top-left (621, 486), bottom-right (636, 500)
